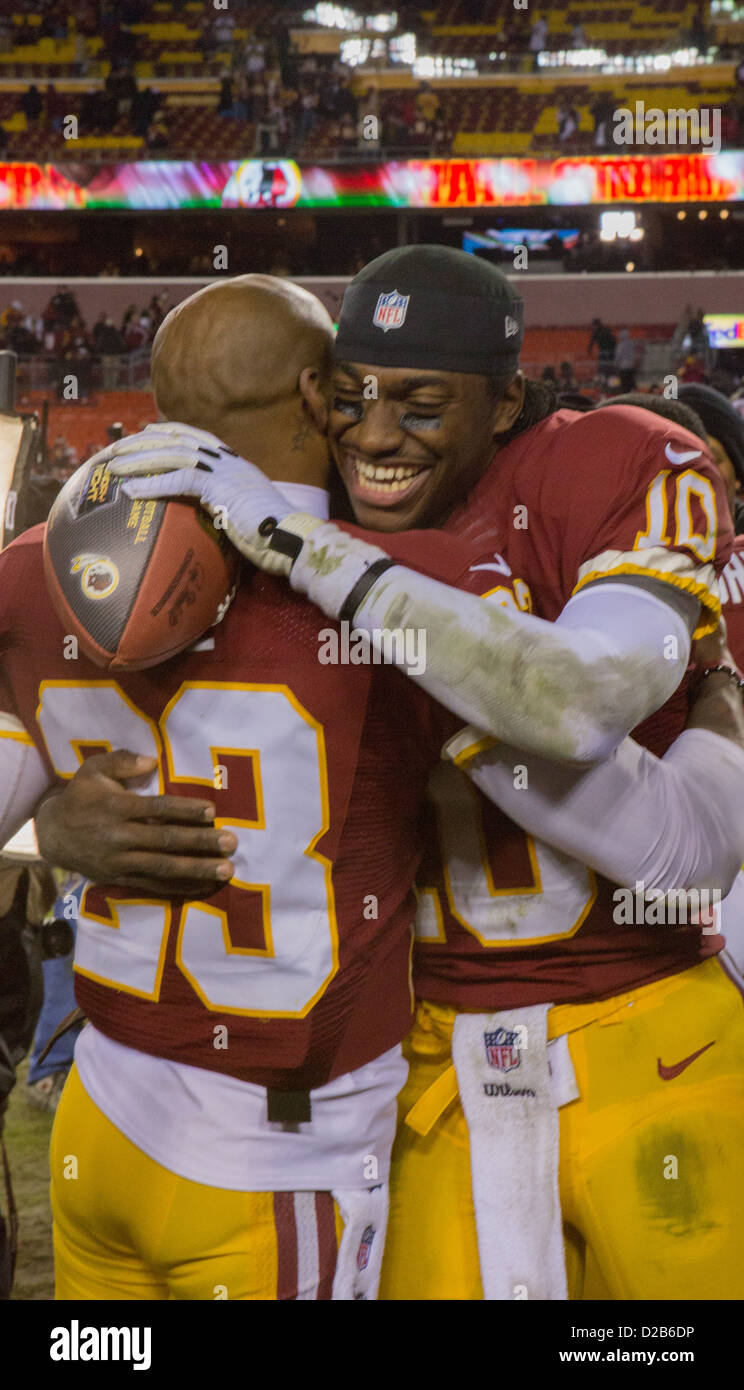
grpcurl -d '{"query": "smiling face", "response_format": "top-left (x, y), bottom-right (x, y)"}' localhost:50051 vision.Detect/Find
top-left (329, 360), bottom-right (524, 531)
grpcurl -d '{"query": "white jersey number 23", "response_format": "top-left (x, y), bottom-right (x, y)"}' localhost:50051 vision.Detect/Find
top-left (37, 680), bottom-right (338, 1018)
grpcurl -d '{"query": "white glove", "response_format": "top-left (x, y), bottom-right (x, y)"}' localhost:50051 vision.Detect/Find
top-left (97, 421), bottom-right (395, 616)
top-left (100, 421), bottom-right (317, 575)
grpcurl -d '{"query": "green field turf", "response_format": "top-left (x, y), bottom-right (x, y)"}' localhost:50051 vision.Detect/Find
top-left (3, 1062), bottom-right (55, 1300)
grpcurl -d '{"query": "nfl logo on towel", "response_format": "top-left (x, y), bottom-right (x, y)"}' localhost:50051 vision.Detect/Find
top-left (484, 1029), bottom-right (521, 1073)
top-left (373, 289), bottom-right (410, 332)
top-left (357, 1225), bottom-right (376, 1271)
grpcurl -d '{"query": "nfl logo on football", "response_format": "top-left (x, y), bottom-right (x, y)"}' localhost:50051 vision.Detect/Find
top-left (484, 1027), bottom-right (522, 1074)
top-left (373, 289), bottom-right (410, 332)
top-left (356, 1224), bottom-right (376, 1272)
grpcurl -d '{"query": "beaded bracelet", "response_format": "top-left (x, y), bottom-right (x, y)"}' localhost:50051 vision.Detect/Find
top-left (699, 663), bottom-right (744, 692)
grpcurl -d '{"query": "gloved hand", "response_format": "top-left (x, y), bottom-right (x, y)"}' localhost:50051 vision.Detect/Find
top-left (98, 421), bottom-right (395, 616)
top-left (99, 421), bottom-right (317, 575)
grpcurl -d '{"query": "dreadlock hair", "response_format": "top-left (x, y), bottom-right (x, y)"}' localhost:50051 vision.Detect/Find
top-left (487, 373), bottom-right (560, 447)
top-left (595, 391), bottom-right (707, 443)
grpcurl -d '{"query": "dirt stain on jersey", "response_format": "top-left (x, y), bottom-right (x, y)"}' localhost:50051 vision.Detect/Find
top-left (633, 1128), bottom-right (717, 1239)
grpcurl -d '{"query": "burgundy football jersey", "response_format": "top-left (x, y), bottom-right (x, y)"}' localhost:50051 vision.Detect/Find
top-left (445, 405), bottom-right (732, 633)
top-left (412, 406), bottom-right (730, 1010)
top-left (0, 524), bottom-right (491, 1091)
top-left (720, 534), bottom-right (744, 670)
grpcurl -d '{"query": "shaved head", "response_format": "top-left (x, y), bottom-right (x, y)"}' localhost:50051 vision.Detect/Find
top-left (149, 274), bottom-right (335, 486)
top-left (152, 274), bottom-right (335, 432)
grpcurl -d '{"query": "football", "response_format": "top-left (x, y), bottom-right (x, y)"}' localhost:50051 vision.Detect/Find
top-left (43, 455), bottom-right (239, 670)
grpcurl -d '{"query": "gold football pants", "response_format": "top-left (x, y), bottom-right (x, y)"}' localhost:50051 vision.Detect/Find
top-left (381, 959), bottom-right (744, 1300)
top-left (50, 1065), bottom-right (342, 1300)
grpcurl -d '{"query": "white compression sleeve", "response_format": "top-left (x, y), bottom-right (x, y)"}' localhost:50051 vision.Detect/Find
top-left (349, 570), bottom-right (691, 763)
top-left (460, 726), bottom-right (744, 898)
top-left (0, 717), bottom-right (52, 848)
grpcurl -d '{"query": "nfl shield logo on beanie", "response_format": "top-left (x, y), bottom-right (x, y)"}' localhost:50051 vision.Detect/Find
top-left (373, 289), bottom-right (410, 332)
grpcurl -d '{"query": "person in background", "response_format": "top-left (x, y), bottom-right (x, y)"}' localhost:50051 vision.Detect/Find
top-left (615, 328), bottom-right (638, 392)
top-left (217, 73), bottom-right (233, 117)
top-left (529, 13), bottom-right (549, 68)
top-left (591, 92), bottom-right (615, 148)
top-left (588, 315), bottom-right (617, 384)
top-left (558, 359), bottom-right (578, 391)
top-left (679, 352), bottom-right (708, 384)
top-left (416, 82), bottom-right (440, 124)
top-left (557, 101), bottom-right (579, 144)
top-left (26, 874), bottom-right (84, 1113)
top-left (678, 382), bottom-right (744, 532)
top-left (20, 84), bottom-right (43, 125)
top-left (0, 854), bottom-right (57, 1295)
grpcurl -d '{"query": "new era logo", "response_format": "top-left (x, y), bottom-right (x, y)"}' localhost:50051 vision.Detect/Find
top-left (373, 290), bottom-right (410, 332)
top-left (505, 315), bottom-right (520, 339)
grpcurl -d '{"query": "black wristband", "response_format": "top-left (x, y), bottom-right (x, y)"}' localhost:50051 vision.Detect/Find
top-left (265, 522), bottom-right (304, 564)
top-left (339, 558), bottom-right (397, 625)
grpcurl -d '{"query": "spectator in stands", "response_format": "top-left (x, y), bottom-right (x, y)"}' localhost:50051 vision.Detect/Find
top-left (245, 41), bottom-right (266, 77)
top-left (615, 329), bottom-right (638, 392)
top-left (255, 96), bottom-right (282, 154)
top-left (131, 85), bottom-right (158, 139)
top-left (0, 16), bottom-right (12, 55)
top-left (721, 100), bottom-right (741, 148)
top-left (588, 316), bottom-right (617, 384)
top-left (432, 114), bottom-right (454, 155)
top-left (571, 21), bottom-right (588, 49)
top-left (559, 361), bottom-right (578, 391)
top-left (529, 15), bottom-right (549, 69)
top-left (231, 72), bottom-right (251, 122)
top-left (42, 83), bottom-right (66, 133)
top-left (21, 84), bottom-right (43, 125)
top-left (679, 352), bottom-right (708, 384)
top-left (124, 311), bottom-right (151, 352)
top-left (339, 113), bottom-right (359, 150)
top-left (416, 83), bottom-right (440, 124)
top-left (591, 92), bottom-right (615, 150)
top-left (558, 101), bottom-right (579, 145)
top-left (214, 10), bottom-right (236, 51)
top-left (44, 286), bottom-right (81, 329)
top-left (383, 95), bottom-right (407, 150)
top-left (50, 437), bottom-right (75, 476)
top-left (109, 64), bottom-right (138, 119)
top-left (217, 74), bottom-right (233, 117)
top-left (146, 117), bottom-right (169, 152)
top-left (92, 314), bottom-right (125, 389)
top-left (541, 366), bottom-right (558, 386)
top-left (690, 4), bottom-right (709, 54)
top-left (198, 14), bottom-right (218, 62)
top-left (299, 87), bottom-right (319, 143)
top-left (0, 126), bottom-right (7, 159)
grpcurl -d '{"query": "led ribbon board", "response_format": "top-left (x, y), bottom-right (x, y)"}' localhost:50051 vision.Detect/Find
top-left (0, 153), bottom-right (743, 210)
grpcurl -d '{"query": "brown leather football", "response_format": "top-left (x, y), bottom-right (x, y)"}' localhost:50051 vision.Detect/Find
top-left (43, 456), bottom-right (239, 670)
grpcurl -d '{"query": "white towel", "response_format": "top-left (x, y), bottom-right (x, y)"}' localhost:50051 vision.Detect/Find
top-left (452, 1006), bottom-right (576, 1301)
top-left (331, 1184), bottom-right (389, 1301)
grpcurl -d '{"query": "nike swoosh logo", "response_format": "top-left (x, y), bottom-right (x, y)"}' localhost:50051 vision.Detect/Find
top-left (469, 552), bottom-right (511, 577)
top-left (657, 1040), bottom-right (715, 1081)
top-left (665, 442), bottom-right (702, 466)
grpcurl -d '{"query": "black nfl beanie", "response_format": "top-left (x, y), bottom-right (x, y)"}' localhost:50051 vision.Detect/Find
top-left (335, 245), bottom-right (524, 377)
top-left (677, 383), bottom-right (744, 484)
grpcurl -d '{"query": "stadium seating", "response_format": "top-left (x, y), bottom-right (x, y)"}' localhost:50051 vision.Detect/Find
top-left (0, 0), bottom-right (736, 162)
